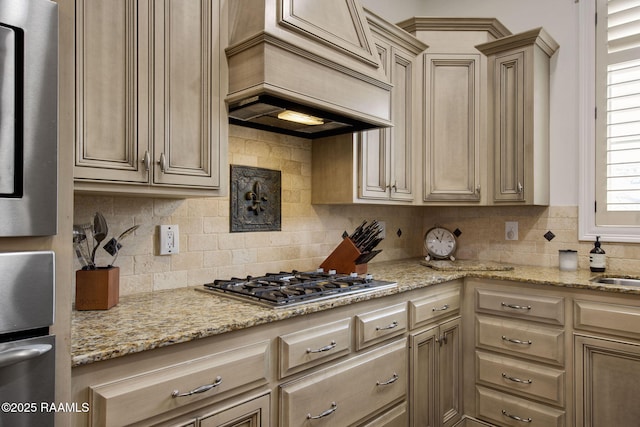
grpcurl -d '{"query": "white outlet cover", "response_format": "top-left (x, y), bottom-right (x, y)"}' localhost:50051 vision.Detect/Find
top-left (160, 224), bottom-right (179, 255)
top-left (505, 221), bottom-right (518, 241)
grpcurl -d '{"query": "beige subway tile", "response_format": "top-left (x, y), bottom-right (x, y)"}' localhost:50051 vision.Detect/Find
top-left (188, 234), bottom-right (218, 251)
top-left (134, 254), bottom-right (171, 274)
top-left (172, 252), bottom-right (203, 271)
top-left (203, 250), bottom-right (232, 268)
top-left (153, 270), bottom-right (189, 291)
top-left (119, 273), bottom-right (153, 296)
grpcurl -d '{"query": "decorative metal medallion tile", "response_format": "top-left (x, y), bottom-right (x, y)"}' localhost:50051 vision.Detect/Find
top-left (230, 165), bottom-right (281, 232)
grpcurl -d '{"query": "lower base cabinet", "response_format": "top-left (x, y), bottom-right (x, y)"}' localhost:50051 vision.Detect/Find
top-left (476, 386), bottom-right (564, 427)
top-left (410, 317), bottom-right (463, 427)
top-left (279, 340), bottom-right (407, 427)
top-left (575, 334), bottom-right (640, 427)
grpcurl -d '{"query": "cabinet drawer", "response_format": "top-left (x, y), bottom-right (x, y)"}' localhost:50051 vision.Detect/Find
top-left (279, 318), bottom-right (351, 378)
top-left (476, 386), bottom-right (565, 427)
top-left (475, 351), bottom-right (565, 405)
top-left (476, 288), bottom-right (564, 325)
top-left (409, 288), bottom-right (460, 329)
top-left (356, 303), bottom-right (407, 350)
top-left (476, 315), bottom-right (564, 365)
top-left (359, 401), bottom-right (408, 427)
top-left (280, 340), bottom-right (406, 427)
top-left (574, 299), bottom-right (640, 339)
top-left (90, 341), bottom-right (269, 427)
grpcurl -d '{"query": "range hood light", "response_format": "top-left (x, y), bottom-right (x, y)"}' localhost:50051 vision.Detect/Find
top-left (277, 110), bottom-right (324, 126)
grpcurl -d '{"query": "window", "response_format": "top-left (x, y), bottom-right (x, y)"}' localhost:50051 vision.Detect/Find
top-left (580, 0), bottom-right (640, 242)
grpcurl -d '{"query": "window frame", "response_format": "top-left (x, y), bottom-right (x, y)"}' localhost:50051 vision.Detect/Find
top-left (579, 0), bottom-right (640, 243)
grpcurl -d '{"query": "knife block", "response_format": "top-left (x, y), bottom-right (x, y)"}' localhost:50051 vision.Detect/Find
top-left (75, 266), bottom-right (119, 310)
top-left (320, 238), bottom-right (368, 275)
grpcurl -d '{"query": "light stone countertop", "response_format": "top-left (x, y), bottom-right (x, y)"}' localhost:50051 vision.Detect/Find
top-left (71, 258), bottom-right (640, 367)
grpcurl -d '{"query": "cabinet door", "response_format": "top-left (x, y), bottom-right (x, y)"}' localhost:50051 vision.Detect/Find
top-left (74, 0), bottom-right (149, 184)
top-left (575, 335), bottom-right (640, 427)
top-left (359, 45), bottom-right (415, 202)
top-left (360, 129), bottom-right (391, 200)
top-left (439, 317), bottom-right (463, 427)
top-left (410, 317), bottom-right (463, 427)
top-left (423, 54), bottom-right (480, 202)
top-left (389, 47), bottom-right (415, 202)
top-left (492, 51), bottom-right (525, 202)
top-left (152, 0), bottom-right (221, 189)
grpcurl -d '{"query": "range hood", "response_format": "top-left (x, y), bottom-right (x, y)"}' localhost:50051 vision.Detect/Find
top-left (226, 0), bottom-right (393, 138)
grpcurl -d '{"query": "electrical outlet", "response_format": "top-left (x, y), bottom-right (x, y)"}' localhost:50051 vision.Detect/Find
top-left (505, 221), bottom-right (518, 241)
top-left (378, 221), bottom-right (386, 239)
top-left (160, 225), bottom-right (179, 255)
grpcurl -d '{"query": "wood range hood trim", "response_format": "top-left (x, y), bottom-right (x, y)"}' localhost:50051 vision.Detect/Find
top-left (226, 0), bottom-right (393, 138)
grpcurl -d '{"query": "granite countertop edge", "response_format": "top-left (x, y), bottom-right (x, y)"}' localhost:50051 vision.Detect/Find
top-left (71, 258), bottom-right (639, 367)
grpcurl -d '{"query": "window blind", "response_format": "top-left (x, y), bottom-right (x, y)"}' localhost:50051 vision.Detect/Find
top-left (606, 0), bottom-right (640, 211)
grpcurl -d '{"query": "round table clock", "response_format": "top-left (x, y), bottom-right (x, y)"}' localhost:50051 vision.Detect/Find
top-left (424, 226), bottom-right (457, 261)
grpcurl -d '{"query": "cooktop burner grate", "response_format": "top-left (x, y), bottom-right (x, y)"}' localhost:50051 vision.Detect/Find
top-left (201, 270), bottom-right (396, 307)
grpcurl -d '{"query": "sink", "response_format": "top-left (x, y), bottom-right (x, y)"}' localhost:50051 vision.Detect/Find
top-left (591, 277), bottom-right (640, 287)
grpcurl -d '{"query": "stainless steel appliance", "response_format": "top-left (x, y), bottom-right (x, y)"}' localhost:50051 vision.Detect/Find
top-left (0, 251), bottom-right (55, 427)
top-left (202, 270), bottom-right (395, 308)
top-left (0, 0), bottom-right (58, 236)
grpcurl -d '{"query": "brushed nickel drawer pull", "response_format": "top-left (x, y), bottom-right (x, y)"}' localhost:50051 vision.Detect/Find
top-left (306, 341), bottom-right (337, 354)
top-left (376, 373), bottom-right (399, 386)
top-left (502, 372), bottom-right (533, 384)
top-left (307, 402), bottom-right (337, 419)
top-left (501, 302), bottom-right (531, 310)
top-left (501, 335), bottom-right (532, 345)
top-left (502, 409), bottom-right (532, 423)
top-left (171, 376), bottom-right (222, 398)
top-left (376, 321), bottom-right (399, 331)
top-left (432, 304), bottom-right (449, 312)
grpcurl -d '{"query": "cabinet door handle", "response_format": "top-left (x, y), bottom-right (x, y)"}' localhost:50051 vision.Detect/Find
top-left (501, 409), bottom-right (532, 423)
top-left (142, 151), bottom-right (151, 172)
top-left (306, 340), bottom-right (337, 354)
top-left (307, 402), bottom-right (337, 419)
top-left (435, 335), bottom-right (448, 345)
top-left (501, 335), bottom-right (532, 345)
top-left (501, 302), bottom-right (531, 311)
top-left (432, 304), bottom-right (449, 312)
top-left (159, 152), bottom-right (167, 173)
top-left (171, 376), bottom-right (222, 398)
top-left (517, 182), bottom-right (524, 193)
top-left (376, 372), bottom-right (399, 386)
top-left (391, 181), bottom-right (397, 192)
top-left (376, 321), bottom-right (399, 331)
top-left (502, 372), bottom-right (533, 384)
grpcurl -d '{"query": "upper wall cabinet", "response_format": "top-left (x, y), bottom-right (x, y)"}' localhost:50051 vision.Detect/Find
top-left (399, 19), bottom-right (557, 206)
top-left (73, 0), bottom-right (227, 197)
top-left (476, 28), bottom-right (559, 205)
top-left (398, 18), bottom-right (511, 205)
top-left (311, 10), bottom-right (427, 205)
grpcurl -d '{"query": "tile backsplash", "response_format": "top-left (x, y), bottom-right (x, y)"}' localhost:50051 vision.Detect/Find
top-left (74, 126), bottom-right (640, 296)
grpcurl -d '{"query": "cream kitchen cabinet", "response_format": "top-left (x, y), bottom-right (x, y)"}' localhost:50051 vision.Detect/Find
top-left (409, 280), bottom-right (463, 427)
top-left (476, 29), bottom-right (558, 205)
top-left (411, 317), bottom-right (463, 427)
top-left (398, 19), bottom-right (557, 206)
top-left (311, 10), bottom-right (426, 205)
top-left (88, 341), bottom-right (269, 426)
top-left (398, 18), bottom-right (510, 204)
top-left (279, 340), bottom-right (407, 427)
top-left (73, 0), bottom-right (226, 197)
top-left (574, 298), bottom-right (640, 427)
top-left (463, 279), bottom-right (567, 427)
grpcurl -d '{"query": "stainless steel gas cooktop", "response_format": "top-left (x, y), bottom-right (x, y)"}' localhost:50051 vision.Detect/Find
top-left (200, 270), bottom-right (396, 308)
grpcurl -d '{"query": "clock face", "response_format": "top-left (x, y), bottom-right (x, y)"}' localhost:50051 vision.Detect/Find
top-left (424, 227), bottom-right (457, 259)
